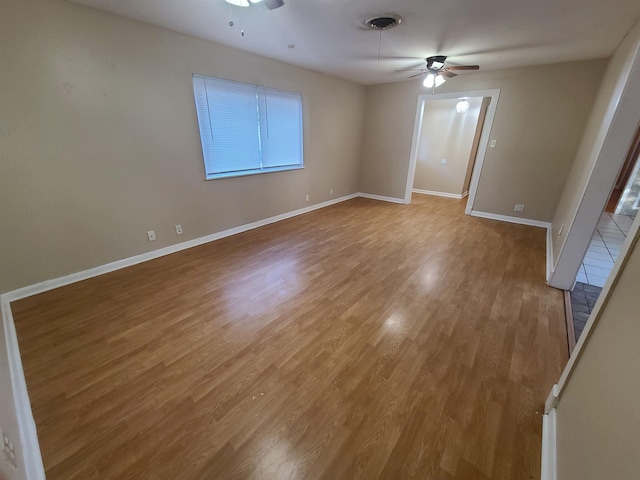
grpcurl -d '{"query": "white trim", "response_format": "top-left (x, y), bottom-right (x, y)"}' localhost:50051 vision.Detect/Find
top-left (404, 98), bottom-right (426, 204)
top-left (544, 384), bottom-right (560, 414)
top-left (541, 409), bottom-right (557, 480)
top-left (546, 227), bottom-right (554, 283)
top-left (358, 192), bottom-right (405, 204)
top-left (1, 302), bottom-right (46, 480)
top-left (412, 189), bottom-right (465, 199)
top-left (402, 89), bottom-right (501, 215)
top-left (2, 194), bottom-right (358, 303)
top-left (469, 210), bottom-right (551, 229)
top-left (549, 28), bottom-right (640, 290)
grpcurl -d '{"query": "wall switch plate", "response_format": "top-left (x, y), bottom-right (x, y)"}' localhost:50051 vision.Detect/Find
top-left (305, 194), bottom-right (310, 202)
top-left (329, 188), bottom-right (333, 195)
top-left (147, 230), bottom-right (156, 241)
top-left (490, 139), bottom-right (497, 148)
top-left (175, 225), bottom-right (183, 235)
top-left (2, 430), bottom-right (17, 469)
top-left (514, 204), bottom-right (525, 212)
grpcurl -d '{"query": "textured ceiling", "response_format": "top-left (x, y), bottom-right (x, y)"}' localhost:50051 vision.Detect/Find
top-left (67, 0), bottom-right (640, 85)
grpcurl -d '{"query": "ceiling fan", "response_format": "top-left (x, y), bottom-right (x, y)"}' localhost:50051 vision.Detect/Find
top-left (225, 0), bottom-right (284, 10)
top-left (407, 56), bottom-right (479, 88)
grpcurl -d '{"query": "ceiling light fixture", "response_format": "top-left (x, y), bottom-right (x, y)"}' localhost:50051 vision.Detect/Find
top-left (225, 0), bottom-right (249, 6)
top-left (423, 73), bottom-right (435, 88)
top-left (423, 73), bottom-right (445, 89)
top-left (456, 99), bottom-right (470, 114)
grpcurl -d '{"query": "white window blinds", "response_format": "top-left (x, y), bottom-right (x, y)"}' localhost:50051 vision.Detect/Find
top-left (192, 75), bottom-right (304, 179)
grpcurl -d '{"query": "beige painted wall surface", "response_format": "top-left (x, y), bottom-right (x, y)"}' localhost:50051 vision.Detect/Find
top-left (0, 0), bottom-right (366, 294)
top-left (555, 222), bottom-right (640, 479)
top-left (413, 97), bottom-right (482, 195)
top-left (359, 60), bottom-right (605, 220)
top-left (551, 21), bottom-right (640, 265)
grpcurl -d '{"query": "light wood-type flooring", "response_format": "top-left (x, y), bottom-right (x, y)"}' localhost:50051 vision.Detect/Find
top-left (11, 195), bottom-right (568, 480)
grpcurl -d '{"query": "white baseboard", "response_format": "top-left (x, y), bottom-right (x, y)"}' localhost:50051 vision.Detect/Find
top-left (358, 192), bottom-right (406, 204)
top-left (470, 210), bottom-right (552, 229)
top-left (541, 409), bottom-right (557, 480)
top-left (1, 193), bottom-right (358, 304)
top-left (1, 302), bottom-right (46, 480)
top-left (412, 188), bottom-right (466, 199)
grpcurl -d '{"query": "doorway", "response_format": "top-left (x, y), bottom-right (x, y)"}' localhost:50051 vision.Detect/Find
top-left (568, 124), bottom-right (640, 347)
top-left (404, 89), bottom-right (501, 212)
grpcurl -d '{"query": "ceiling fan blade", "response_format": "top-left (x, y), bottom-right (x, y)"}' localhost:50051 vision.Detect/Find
top-left (441, 70), bottom-right (458, 78)
top-left (263, 0), bottom-right (284, 9)
top-left (446, 65), bottom-right (480, 71)
top-left (395, 68), bottom-right (426, 72)
top-left (407, 72), bottom-right (426, 78)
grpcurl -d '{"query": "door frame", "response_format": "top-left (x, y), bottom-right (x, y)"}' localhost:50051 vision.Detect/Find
top-left (404, 88), bottom-right (501, 214)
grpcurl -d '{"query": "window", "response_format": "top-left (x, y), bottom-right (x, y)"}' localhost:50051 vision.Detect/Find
top-left (192, 74), bottom-right (304, 180)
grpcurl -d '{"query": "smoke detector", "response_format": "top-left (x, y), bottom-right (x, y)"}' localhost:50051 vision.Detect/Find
top-left (363, 14), bottom-right (402, 30)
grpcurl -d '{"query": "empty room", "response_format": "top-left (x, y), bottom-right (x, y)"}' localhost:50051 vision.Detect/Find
top-left (2, 1), bottom-right (640, 479)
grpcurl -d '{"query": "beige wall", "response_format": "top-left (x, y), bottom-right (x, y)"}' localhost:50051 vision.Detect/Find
top-left (551, 20), bottom-right (640, 265)
top-left (359, 60), bottom-right (605, 220)
top-left (0, 0), bottom-right (366, 294)
top-left (555, 220), bottom-right (640, 479)
top-left (413, 97), bottom-right (483, 196)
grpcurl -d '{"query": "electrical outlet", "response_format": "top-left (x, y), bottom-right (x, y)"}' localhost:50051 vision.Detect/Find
top-left (147, 230), bottom-right (156, 241)
top-left (329, 188), bottom-right (333, 195)
top-left (305, 194), bottom-right (310, 202)
top-left (175, 225), bottom-right (183, 235)
top-left (2, 430), bottom-right (17, 469)
top-left (514, 204), bottom-right (525, 212)
top-left (490, 139), bottom-right (497, 148)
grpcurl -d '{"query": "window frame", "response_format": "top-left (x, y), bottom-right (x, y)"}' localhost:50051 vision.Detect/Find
top-left (192, 74), bottom-right (305, 181)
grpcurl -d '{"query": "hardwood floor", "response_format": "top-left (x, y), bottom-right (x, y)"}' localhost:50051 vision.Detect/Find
top-left (11, 195), bottom-right (568, 480)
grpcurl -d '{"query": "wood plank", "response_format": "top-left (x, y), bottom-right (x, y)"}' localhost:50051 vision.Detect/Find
top-left (11, 195), bottom-right (568, 479)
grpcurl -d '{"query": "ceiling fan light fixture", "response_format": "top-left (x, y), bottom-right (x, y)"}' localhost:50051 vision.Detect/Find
top-left (456, 99), bottom-right (470, 114)
top-left (225, 0), bottom-right (250, 6)
top-left (434, 74), bottom-right (446, 87)
top-left (423, 73), bottom-right (435, 88)
top-left (249, 0), bottom-right (262, 3)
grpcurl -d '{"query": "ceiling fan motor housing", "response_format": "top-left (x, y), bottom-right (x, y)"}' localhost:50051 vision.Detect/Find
top-left (427, 55), bottom-right (447, 71)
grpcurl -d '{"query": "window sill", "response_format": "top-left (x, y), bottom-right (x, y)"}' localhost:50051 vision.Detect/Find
top-left (205, 165), bottom-right (304, 181)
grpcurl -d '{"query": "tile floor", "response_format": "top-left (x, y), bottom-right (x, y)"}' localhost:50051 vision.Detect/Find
top-left (576, 212), bottom-right (634, 287)
top-left (569, 282), bottom-right (602, 342)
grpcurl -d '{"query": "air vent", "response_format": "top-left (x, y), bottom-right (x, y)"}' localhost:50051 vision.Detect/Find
top-left (364, 14), bottom-right (402, 30)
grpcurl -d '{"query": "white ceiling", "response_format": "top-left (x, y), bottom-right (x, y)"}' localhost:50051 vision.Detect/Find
top-left (68, 0), bottom-right (640, 85)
